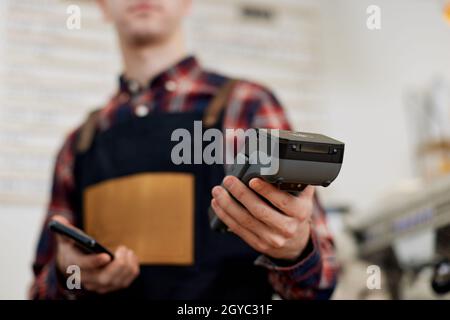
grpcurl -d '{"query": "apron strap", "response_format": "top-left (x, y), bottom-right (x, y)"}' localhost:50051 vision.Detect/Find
top-left (75, 78), bottom-right (238, 153)
top-left (202, 78), bottom-right (238, 127)
top-left (76, 109), bottom-right (101, 153)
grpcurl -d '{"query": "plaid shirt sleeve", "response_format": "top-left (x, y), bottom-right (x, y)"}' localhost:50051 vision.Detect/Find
top-left (224, 80), bottom-right (338, 300)
top-left (29, 130), bottom-right (80, 300)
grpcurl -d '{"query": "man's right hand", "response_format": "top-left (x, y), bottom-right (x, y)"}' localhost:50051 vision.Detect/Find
top-left (52, 215), bottom-right (140, 294)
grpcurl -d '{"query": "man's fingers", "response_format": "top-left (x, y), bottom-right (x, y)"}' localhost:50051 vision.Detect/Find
top-left (222, 176), bottom-right (259, 208)
top-left (81, 269), bottom-right (102, 289)
top-left (249, 178), bottom-right (298, 215)
top-left (127, 249), bottom-right (140, 278)
top-left (98, 246), bottom-right (127, 283)
top-left (110, 247), bottom-right (134, 288)
top-left (120, 250), bottom-right (140, 288)
top-left (211, 199), bottom-right (270, 254)
top-left (76, 252), bottom-right (111, 270)
top-left (221, 176), bottom-right (296, 235)
top-left (211, 185), bottom-right (274, 236)
top-left (249, 178), bottom-right (314, 221)
top-left (82, 247), bottom-right (139, 293)
top-left (82, 247), bottom-right (126, 291)
top-left (299, 185), bottom-right (315, 200)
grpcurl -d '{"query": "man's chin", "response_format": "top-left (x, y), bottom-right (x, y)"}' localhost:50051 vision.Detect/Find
top-left (126, 30), bottom-right (166, 46)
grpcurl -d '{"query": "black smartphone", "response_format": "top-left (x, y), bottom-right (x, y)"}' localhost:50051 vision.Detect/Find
top-left (48, 220), bottom-right (114, 260)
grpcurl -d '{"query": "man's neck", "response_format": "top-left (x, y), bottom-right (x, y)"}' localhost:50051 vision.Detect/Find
top-left (119, 29), bottom-right (188, 87)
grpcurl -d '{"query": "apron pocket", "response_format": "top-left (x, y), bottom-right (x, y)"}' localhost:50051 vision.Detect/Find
top-left (83, 172), bottom-right (195, 265)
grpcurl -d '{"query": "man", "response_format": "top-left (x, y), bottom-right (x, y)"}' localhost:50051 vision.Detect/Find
top-left (30, 0), bottom-right (337, 299)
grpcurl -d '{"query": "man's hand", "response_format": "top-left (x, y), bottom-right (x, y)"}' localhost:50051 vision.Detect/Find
top-left (211, 176), bottom-right (314, 261)
top-left (52, 216), bottom-right (140, 294)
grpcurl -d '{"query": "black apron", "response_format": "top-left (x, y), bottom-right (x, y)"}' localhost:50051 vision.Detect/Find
top-left (72, 81), bottom-right (273, 300)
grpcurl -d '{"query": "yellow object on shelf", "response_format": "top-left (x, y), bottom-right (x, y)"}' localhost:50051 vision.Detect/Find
top-left (418, 140), bottom-right (450, 181)
top-left (445, 1), bottom-right (450, 24)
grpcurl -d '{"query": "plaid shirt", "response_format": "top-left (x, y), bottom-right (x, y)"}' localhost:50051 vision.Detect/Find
top-left (30, 55), bottom-right (338, 300)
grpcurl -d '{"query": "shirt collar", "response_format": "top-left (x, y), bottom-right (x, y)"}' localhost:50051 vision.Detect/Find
top-left (118, 54), bottom-right (201, 95)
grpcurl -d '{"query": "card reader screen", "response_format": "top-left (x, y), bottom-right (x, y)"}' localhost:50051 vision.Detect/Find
top-left (300, 144), bottom-right (329, 154)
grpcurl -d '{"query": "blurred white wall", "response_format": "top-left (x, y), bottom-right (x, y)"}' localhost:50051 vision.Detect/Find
top-left (0, 0), bottom-right (449, 299)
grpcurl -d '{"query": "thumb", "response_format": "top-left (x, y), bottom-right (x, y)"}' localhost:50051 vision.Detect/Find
top-left (299, 185), bottom-right (315, 200)
top-left (51, 214), bottom-right (71, 225)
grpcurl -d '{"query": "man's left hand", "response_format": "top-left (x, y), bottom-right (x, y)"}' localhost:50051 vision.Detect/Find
top-left (211, 176), bottom-right (314, 261)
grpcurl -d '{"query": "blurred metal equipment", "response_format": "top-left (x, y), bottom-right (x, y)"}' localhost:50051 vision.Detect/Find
top-left (432, 258), bottom-right (450, 294)
top-left (351, 175), bottom-right (450, 299)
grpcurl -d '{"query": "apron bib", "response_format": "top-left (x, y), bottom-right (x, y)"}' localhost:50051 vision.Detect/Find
top-left (72, 83), bottom-right (273, 299)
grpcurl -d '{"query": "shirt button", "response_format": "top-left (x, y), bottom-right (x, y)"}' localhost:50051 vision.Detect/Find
top-left (135, 104), bottom-right (149, 117)
top-left (129, 80), bottom-right (140, 94)
top-left (165, 80), bottom-right (177, 92)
